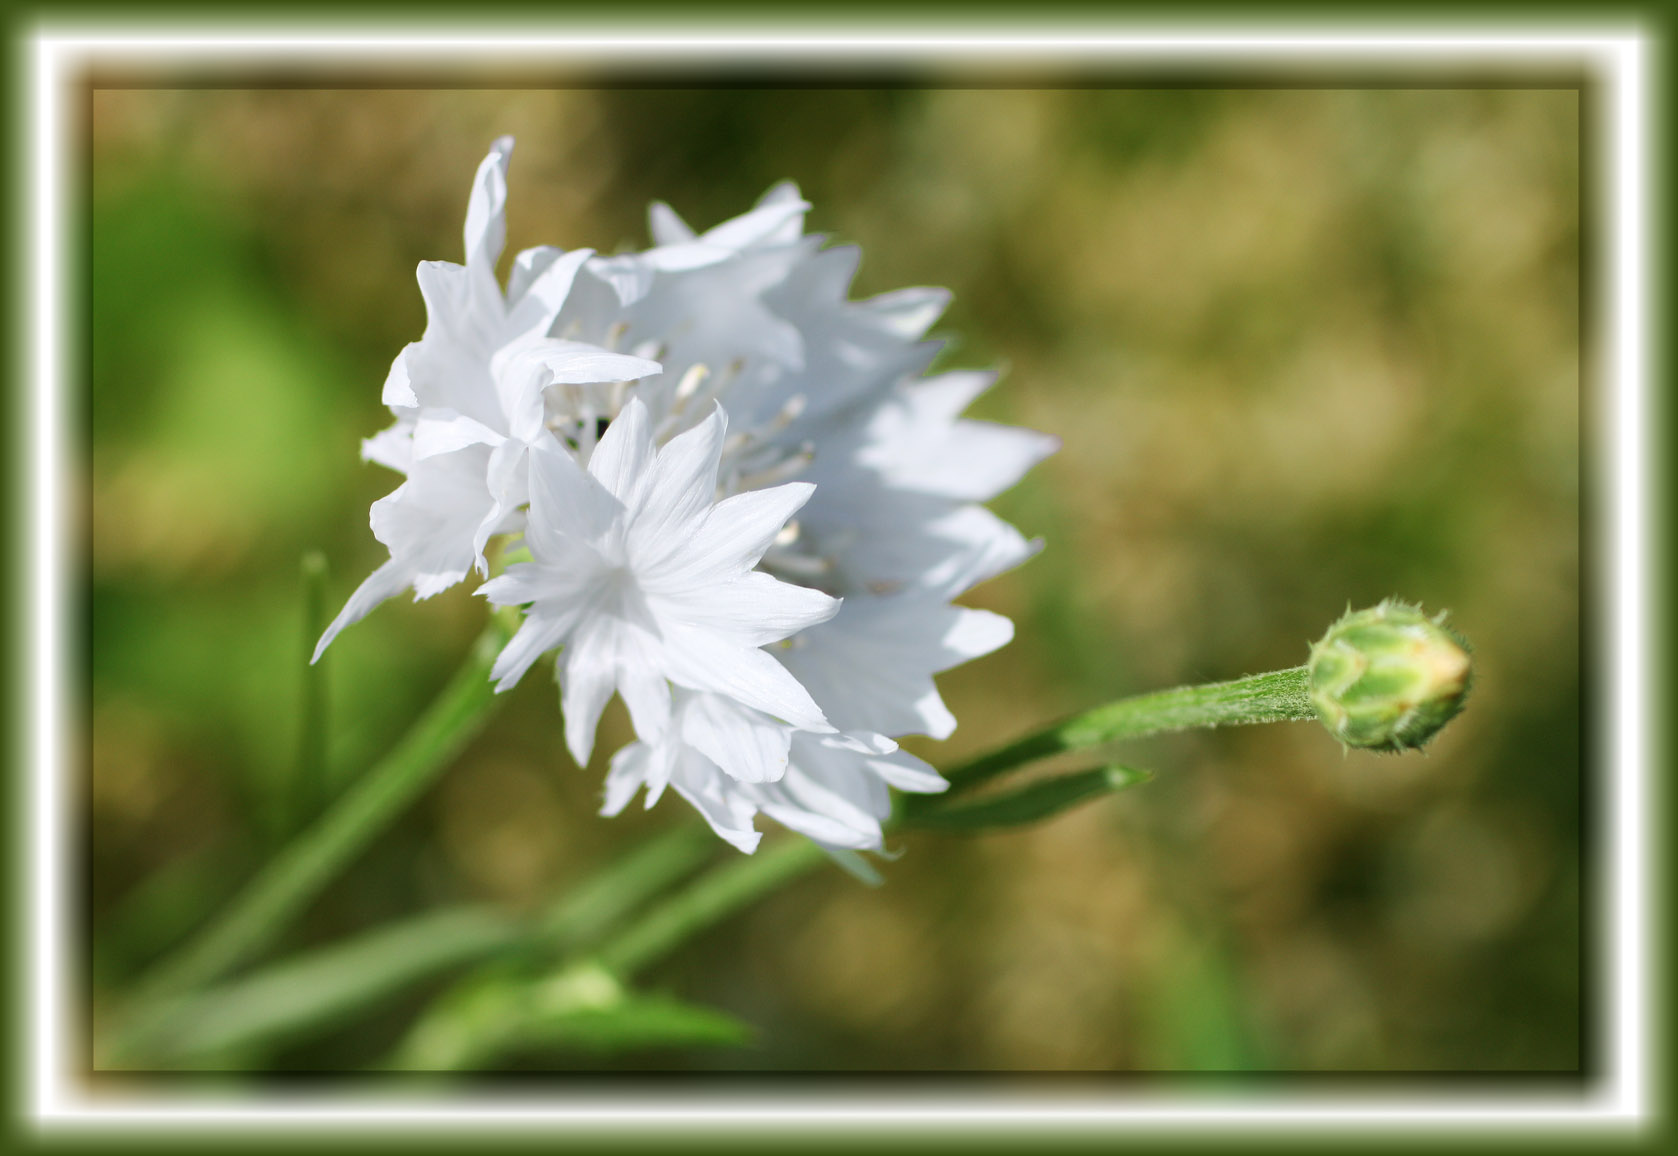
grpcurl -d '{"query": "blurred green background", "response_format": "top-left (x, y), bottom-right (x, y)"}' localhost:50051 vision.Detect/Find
top-left (88, 85), bottom-right (1581, 1073)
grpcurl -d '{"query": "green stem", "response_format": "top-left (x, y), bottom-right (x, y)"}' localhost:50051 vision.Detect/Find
top-left (128, 620), bottom-right (513, 1006)
top-left (292, 551), bottom-right (330, 834)
top-left (941, 666), bottom-right (1314, 796)
top-left (533, 823), bottom-right (720, 955)
top-left (595, 836), bottom-right (828, 978)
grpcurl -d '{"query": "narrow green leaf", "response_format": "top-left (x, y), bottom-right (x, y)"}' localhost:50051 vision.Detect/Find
top-left (388, 963), bottom-right (752, 1070)
top-left (106, 823), bottom-right (717, 1068)
top-left (522, 991), bottom-right (754, 1056)
top-left (106, 906), bottom-right (521, 1067)
top-left (900, 764), bottom-right (1151, 831)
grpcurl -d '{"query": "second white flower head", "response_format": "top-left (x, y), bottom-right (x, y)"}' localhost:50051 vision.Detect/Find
top-left (479, 395), bottom-right (838, 768)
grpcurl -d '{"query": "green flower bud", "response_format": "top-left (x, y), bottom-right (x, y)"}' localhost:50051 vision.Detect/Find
top-left (1308, 600), bottom-right (1472, 752)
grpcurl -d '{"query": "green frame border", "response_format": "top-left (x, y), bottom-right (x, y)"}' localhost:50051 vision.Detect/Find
top-left (8, 6), bottom-right (1667, 1151)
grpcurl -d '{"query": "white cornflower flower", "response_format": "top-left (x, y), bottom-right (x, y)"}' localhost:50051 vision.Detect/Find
top-left (316, 139), bottom-right (659, 660)
top-left (322, 138), bottom-right (1055, 854)
top-left (477, 396), bottom-right (838, 768)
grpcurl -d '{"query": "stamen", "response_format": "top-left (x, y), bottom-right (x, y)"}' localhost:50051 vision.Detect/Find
top-left (760, 548), bottom-right (832, 579)
top-left (771, 394), bottom-right (807, 431)
top-left (672, 363), bottom-right (711, 409)
top-left (737, 445), bottom-right (814, 490)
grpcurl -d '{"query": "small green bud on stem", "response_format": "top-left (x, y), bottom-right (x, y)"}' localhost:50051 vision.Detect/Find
top-left (1308, 600), bottom-right (1472, 752)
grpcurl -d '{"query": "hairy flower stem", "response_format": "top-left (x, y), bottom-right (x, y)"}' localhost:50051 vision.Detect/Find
top-left (939, 666), bottom-right (1315, 797)
top-left (127, 620), bottom-right (514, 1010)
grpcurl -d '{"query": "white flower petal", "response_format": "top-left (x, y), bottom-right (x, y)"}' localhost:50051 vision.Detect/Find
top-left (480, 561), bottom-right (571, 609)
top-left (654, 571), bottom-right (838, 647)
top-left (505, 246), bottom-right (594, 336)
top-left (616, 644), bottom-right (673, 744)
top-left (747, 180), bottom-right (808, 244)
top-left (361, 420), bottom-right (414, 475)
top-left (585, 253), bottom-right (658, 308)
top-left (649, 482), bottom-right (815, 585)
top-left (775, 592), bottom-right (999, 740)
top-left (380, 344), bottom-right (419, 408)
top-left (463, 136), bottom-right (513, 275)
top-left (601, 743), bottom-right (650, 817)
top-left (411, 567), bottom-right (468, 601)
top-left (758, 801), bottom-right (878, 850)
top-left (823, 730), bottom-right (898, 756)
top-left (762, 750), bottom-right (885, 850)
top-left (912, 690), bottom-right (959, 742)
top-left (586, 395), bottom-right (655, 505)
top-left (641, 241), bottom-right (737, 273)
top-left (641, 737), bottom-right (679, 807)
top-left (788, 735), bottom-right (892, 815)
top-left (943, 606), bottom-right (1015, 663)
top-left (659, 622), bottom-right (831, 733)
top-left (918, 509), bottom-right (1040, 599)
top-left (537, 343), bottom-right (663, 386)
top-left (490, 336), bottom-right (654, 445)
top-left (527, 439), bottom-right (622, 551)
top-left (413, 260), bottom-right (481, 353)
top-left (507, 245), bottom-right (563, 304)
top-left (311, 559), bottom-right (408, 664)
top-left (365, 450), bottom-right (493, 593)
top-left (559, 616), bottom-right (626, 767)
top-left (647, 200), bottom-right (696, 246)
top-left (861, 745), bottom-right (947, 794)
top-left (671, 749), bottom-right (763, 853)
top-left (412, 411), bottom-right (505, 460)
top-left (489, 612), bottom-right (572, 692)
top-left (630, 401), bottom-right (727, 535)
top-left (698, 194), bottom-right (810, 251)
top-left (858, 285), bottom-right (951, 340)
top-left (471, 440), bottom-right (530, 568)
top-left (678, 693), bottom-right (792, 784)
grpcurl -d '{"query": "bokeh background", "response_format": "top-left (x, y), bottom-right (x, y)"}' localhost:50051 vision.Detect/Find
top-left (88, 84), bottom-right (1582, 1073)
